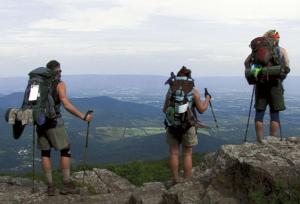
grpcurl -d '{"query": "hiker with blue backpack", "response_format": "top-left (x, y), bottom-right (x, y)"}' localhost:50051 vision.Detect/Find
top-left (22, 60), bottom-right (93, 196)
top-left (244, 30), bottom-right (290, 143)
top-left (163, 66), bottom-right (211, 184)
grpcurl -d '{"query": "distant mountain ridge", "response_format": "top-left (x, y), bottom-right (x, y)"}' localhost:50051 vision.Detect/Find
top-left (1, 75), bottom-right (300, 97)
top-left (0, 92), bottom-right (227, 172)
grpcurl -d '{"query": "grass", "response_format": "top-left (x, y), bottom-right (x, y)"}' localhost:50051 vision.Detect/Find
top-left (0, 153), bottom-right (205, 188)
top-left (74, 152), bottom-right (205, 186)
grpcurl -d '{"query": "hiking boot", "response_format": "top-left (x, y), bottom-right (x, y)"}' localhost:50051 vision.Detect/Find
top-left (60, 181), bottom-right (80, 195)
top-left (47, 184), bottom-right (56, 196)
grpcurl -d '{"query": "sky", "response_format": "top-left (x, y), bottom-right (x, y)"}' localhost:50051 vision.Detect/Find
top-left (0, 0), bottom-right (299, 77)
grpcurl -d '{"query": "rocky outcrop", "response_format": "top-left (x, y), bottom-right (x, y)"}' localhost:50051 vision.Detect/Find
top-left (72, 168), bottom-right (136, 194)
top-left (129, 182), bottom-right (166, 204)
top-left (1, 136), bottom-right (299, 204)
top-left (193, 136), bottom-right (300, 203)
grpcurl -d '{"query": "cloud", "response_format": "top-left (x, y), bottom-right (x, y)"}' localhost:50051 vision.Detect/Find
top-left (29, 0), bottom-right (300, 31)
top-left (1, 0), bottom-right (300, 76)
top-left (157, 0), bottom-right (300, 22)
top-left (31, 0), bottom-right (158, 31)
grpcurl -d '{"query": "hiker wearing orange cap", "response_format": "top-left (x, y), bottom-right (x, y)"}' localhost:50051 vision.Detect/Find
top-left (244, 30), bottom-right (290, 143)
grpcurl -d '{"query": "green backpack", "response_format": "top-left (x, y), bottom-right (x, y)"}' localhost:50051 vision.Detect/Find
top-left (22, 67), bottom-right (58, 126)
top-left (165, 75), bottom-right (197, 137)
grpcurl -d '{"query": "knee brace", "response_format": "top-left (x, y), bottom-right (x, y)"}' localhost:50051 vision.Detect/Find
top-left (270, 110), bottom-right (280, 123)
top-left (60, 146), bottom-right (71, 157)
top-left (255, 110), bottom-right (265, 122)
top-left (41, 150), bottom-right (51, 158)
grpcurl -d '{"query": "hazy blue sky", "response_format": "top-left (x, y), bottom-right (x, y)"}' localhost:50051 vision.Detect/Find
top-left (1, 0), bottom-right (299, 77)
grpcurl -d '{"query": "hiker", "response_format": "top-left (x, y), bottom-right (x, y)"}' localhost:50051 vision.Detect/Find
top-left (244, 30), bottom-right (290, 143)
top-left (36, 60), bottom-right (93, 196)
top-left (163, 66), bottom-right (210, 183)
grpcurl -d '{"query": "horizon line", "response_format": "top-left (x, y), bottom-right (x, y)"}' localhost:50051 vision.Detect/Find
top-left (1, 74), bottom-right (300, 79)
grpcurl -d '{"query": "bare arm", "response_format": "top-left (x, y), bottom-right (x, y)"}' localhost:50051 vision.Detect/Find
top-left (194, 89), bottom-right (210, 113)
top-left (280, 47), bottom-right (291, 74)
top-left (57, 82), bottom-right (93, 121)
top-left (280, 47), bottom-right (290, 67)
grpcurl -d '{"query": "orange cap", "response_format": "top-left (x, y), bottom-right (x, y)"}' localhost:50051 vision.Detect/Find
top-left (264, 30), bottom-right (280, 39)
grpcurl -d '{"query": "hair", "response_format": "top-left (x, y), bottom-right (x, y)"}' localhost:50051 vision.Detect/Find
top-left (177, 66), bottom-right (192, 78)
top-left (46, 60), bottom-right (60, 70)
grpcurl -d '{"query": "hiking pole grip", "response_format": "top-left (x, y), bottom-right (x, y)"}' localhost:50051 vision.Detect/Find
top-left (84, 110), bottom-right (94, 121)
top-left (204, 88), bottom-right (211, 98)
top-left (205, 88), bottom-right (218, 129)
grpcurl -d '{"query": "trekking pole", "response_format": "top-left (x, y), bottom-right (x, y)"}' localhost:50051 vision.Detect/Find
top-left (32, 124), bottom-right (36, 193)
top-left (205, 88), bottom-right (219, 129)
top-left (82, 110), bottom-right (93, 184)
top-left (244, 85), bottom-right (255, 142)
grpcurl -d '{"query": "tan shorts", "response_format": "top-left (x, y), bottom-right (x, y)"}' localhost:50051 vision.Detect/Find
top-left (37, 118), bottom-right (69, 151)
top-left (166, 126), bottom-right (198, 147)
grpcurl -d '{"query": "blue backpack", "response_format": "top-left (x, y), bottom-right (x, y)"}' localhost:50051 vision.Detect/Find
top-left (165, 75), bottom-right (197, 135)
top-left (22, 67), bottom-right (58, 126)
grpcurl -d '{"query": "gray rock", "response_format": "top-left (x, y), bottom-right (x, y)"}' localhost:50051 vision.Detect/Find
top-left (1, 136), bottom-right (300, 204)
top-left (72, 168), bottom-right (136, 194)
top-left (129, 182), bottom-right (166, 204)
top-left (201, 184), bottom-right (240, 204)
top-left (73, 170), bottom-right (109, 194)
top-left (0, 177), bottom-right (46, 204)
top-left (162, 181), bottom-right (205, 204)
top-left (94, 168), bottom-right (136, 193)
top-left (195, 136), bottom-right (300, 203)
top-left (87, 192), bottom-right (132, 204)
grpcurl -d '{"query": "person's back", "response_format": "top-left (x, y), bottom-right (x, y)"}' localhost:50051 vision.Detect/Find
top-left (163, 66), bottom-right (210, 184)
top-left (244, 30), bottom-right (290, 143)
top-left (37, 60), bottom-right (93, 196)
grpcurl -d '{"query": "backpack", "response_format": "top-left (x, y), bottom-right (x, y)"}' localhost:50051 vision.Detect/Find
top-left (250, 36), bottom-right (281, 67)
top-left (22, 67), bottom-right (58, 126)
top-left (165, 75), bottom-right (197, 138)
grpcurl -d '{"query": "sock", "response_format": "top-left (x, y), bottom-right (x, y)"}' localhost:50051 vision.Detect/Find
top-left (44, 170), bottom-right (53, 185)
top-left (62, 168), bottom-right (70, 183)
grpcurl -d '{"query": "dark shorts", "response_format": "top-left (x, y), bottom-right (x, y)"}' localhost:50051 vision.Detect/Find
top-left (255, 81), bottom-right (285, 111)
top-left (37, 118), bottom-right (69, 151)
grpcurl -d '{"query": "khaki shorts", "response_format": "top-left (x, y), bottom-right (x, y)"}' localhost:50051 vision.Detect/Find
top-left (37, 118), bottom-right (69, 151)
top-left (166, 126), bottom-right (198, 147)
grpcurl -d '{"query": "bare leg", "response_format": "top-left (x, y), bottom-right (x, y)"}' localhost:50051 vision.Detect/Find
top-left (183, 146), bottom-right (193, 179)
top-left (60, 155), bottom-right (79, 195)
top-left (270, 121), bottom-right (279, 137)
top-left (255, 121), bottom-right (264, 143)
top-left (42, 156), bottom-right (53, 185)
top-left (60, 156), bottom-right (71, 183)
top-left (169, 143), bottom-right (180, 182)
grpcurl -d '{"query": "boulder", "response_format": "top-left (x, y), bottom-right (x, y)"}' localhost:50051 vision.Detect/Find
top-left (194, 136), bottom-right (300, 203)
top-left (162, 181), bottom-right (205, 204)
top-left (72, 168), bottom-right (136, 194)
top-left (129, 182), bottom-right (166, 204)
